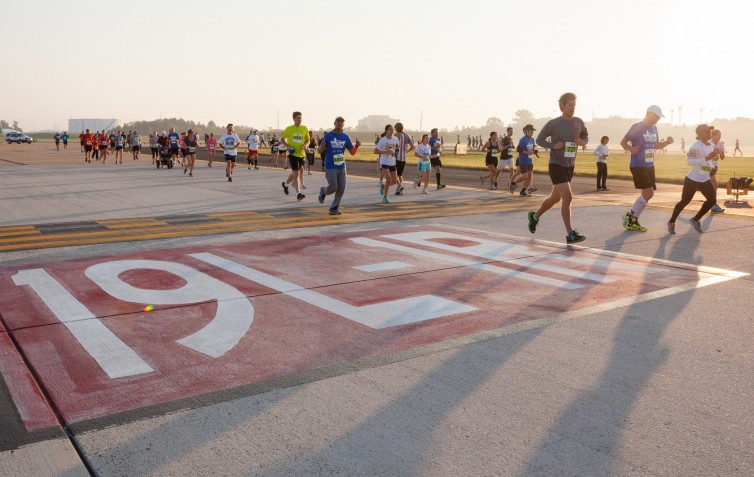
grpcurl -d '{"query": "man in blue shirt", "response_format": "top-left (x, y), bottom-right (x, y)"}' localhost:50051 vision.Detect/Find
top-left (510, 125), bottom-right (537, 196)
top-left (619, 105), bottom-right (674, 232)
top-left (317, 116), bottom-right (360, 215)
top-left (167, 127), bottom-right (181, 165)
top-left (429, 128), bottom-right (445, 189)
top-left (53, 132), bottom-right (61, 151)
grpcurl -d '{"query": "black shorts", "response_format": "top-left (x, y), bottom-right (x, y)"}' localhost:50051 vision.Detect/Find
top-left (288, 155), bottom-right (304, 170)
top-left (150, 146), bottom-right (159, 151)
top-left (132, 145), bottom-right (140, 152)
top-left (181, 149), bottom-right (189, 157)
top-left (170, 147), bottom-right (179, 155)
top-left (224, 154), bottom-right (236, 162)
top-left (85, 145), bottom-right (92, 152)
top-left (485, 157), bottom-right (497, 167)
top-left (430, 157), bottom-right (442, 168)
top-left (396, 160), bottom-right (406, 177)
top-left (99, 145), bottom-right (108, 150)
top-left (548, 163), bottom-right (574, 185)
top-left (519, 163), bottom-right (534, 173)
top-left (305, 151), bottom-right (315, 161)
top-left (630, 166), bottom-right (656, 190)
top-left (381, 164), bottom-right (397, 172)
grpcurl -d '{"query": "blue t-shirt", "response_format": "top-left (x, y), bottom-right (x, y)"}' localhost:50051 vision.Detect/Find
top-left (115, 136), bottom-right (124, 148)
top-left (323, 131), bottom-right (354, 169)
top-left (517, 136), bottom-right (535, 165)
top-left (624, 122), bottom-right (658, 168)
top-left (168, 133), bottom-right (180, 147)
top-left (429, 137), bottom-right (442, 155)
top-left (61, 134), bottom-right (69, 142)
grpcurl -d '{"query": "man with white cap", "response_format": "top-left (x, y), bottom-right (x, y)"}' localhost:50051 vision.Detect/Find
top-left (619, 105), bottom-right (674, 232)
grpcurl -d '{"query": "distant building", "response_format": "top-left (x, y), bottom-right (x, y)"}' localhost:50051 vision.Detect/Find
top-left (356, 115), bottom-right (400, 131)
top-left (68, 118), bottom-right (122, 133)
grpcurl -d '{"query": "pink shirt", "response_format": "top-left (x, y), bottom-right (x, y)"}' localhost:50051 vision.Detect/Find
top-left (207, 138), bottom-right (216, 150)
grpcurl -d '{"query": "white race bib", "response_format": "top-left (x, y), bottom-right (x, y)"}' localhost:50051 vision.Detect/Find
top-left (490, 152), bottom-right (497, 158)
top-left (564, 142), bottom-right (577, 158)
top-left (508, 147), bottom-right (515, 156)
top-left (333, 153), bottom-right (344, 164)
top-left (644, 148), bottom-right (655, 163)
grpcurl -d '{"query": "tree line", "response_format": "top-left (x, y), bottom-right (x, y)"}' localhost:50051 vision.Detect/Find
top-left (0, 120), bottom-right (22, 132)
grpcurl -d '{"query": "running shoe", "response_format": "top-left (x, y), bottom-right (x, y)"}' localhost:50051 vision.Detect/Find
top-left (566, 230), bottom-right (586, 244)
top-left (689, 218), bottom-right (703, 233)
top-left (282, 182), bottom-right (289, 195)
top-left (489, 186), bottom-right (496, 190)
top-left (667, 222), bottom-right (676, 235)
top-left (329, 209), bottom-right (341, 215)
top-left (622, 213), bottom-right (633, 231)
top-left (438, 184), bottom-right (446, 189)
top-left (189, 173), bottom-right (193, 177)
top-left (711, 204), bottom-right (725, 213)
top-left (527, 187), bottom-right (538, 193)
top-left (308, 172), bottom-right (312, 176)
top-left (625, 214), bottom-right (648, 232)
top-left (509, 182), bottom-right (516, 194)
top-left (382, 196), bottom-right (390, 204)
top-left (494, 182), bottom-right (498, 188)
top-left (413, 177), bottom-right (419, 189)
top-left (318, 188), bottom-right (326, 204)
top-left (520, 190), bottom-right (530, 197)
top-left (228, 177), bottom-right (232, 182)
top-left (254, 166), bottom-right (259, 170)
top-left (297, 193), bottom-right (305, 201)
top-left (422, 189), bottom-right (429, 194)
top-left (527, 211), bottom-right (538, 234)
top-left (184, 168), bottom-right (187, 174)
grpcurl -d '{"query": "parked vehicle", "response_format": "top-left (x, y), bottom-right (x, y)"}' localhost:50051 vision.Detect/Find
top-left (5, 132), bottom-right (33, 144)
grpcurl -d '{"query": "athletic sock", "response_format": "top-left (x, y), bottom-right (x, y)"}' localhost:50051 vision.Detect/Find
top-left (631, 196), bottom-right (648, 218)
top-left (436, 172), bottom-right (441, 185)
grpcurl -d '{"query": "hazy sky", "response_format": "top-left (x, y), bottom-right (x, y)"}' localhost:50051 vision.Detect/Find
top-left (3, 0), bottom-right (753, 131)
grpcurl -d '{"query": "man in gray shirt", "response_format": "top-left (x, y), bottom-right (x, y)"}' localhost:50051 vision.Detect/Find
top-left (527, 92), bottom-right (588, 244)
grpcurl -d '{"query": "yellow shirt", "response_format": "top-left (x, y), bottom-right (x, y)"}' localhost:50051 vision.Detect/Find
top-left (281, 125), bottom-right (310, 158)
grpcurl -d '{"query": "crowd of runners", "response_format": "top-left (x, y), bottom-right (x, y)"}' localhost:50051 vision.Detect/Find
top-left (59, 95), bottom-right (742, 243)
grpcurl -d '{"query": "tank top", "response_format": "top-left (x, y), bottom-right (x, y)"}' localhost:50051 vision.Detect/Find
top-left (485, 139), bottom-right (499, 161)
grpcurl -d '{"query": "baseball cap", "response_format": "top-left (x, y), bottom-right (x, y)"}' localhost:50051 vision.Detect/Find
top-left (647, 105), bottom-right (664, 118)
top-left (523, 124), bottom-right (536, 131)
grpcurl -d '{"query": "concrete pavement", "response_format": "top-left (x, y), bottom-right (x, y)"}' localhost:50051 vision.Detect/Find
top-left (1, 142), bottom-right (753, 476)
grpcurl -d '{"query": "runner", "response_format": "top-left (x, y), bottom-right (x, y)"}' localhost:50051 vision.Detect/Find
top-left (109, 131), bottom-right (117, 153)
top-left (149, 131), bottom-right (159, 163)
top-left (79, 130), bottom-right (85, 153)
top-left (184, 129), bottom-right (198, 177)
top-left (497, 127), bottom-right (515, 190)
top-left (619, 105), bottom-right (674, 232)
top-left (130, 130), bottom-right (141, 161)
top-left (680, 137), bottom-right (686, 154)
top-left (54, 132), bottom-right (61, 151)
top-left (709, 127), bottom-right (725, 213)
top-left (306, 133), bottom-right (317, 175)
top-left (415, 134), bottom-right (432, 194)
top-left (113, 131), bottom-right (124, 164)
top-left (259, 133), bottom-right (267, 148)
top-left (180, 132), bottom-right (190, 170)
top-left (393, 122), bottom-right (415, 195)
top-left (527, 92), bottom-right (588, 244)
top-left (83, 129), bottom-right (93, 162)
top-left (480, 131), bottom-right (500, 190)
top-left (375, 124), bottom-right (400, 203)
top-left (317, 116), bottom-right (360, 215)
top-left (167, 127), bottom-right (180, 166)
top-left (270, 135), bottom-right (280, 167)
top-left (510, 125), bottom-right (537, 196)
top-left (733, 138), bottom-right (742, 156)
top-left (98, 130), bottom-right (109, 163)
top-left (593, 135), bottom-right (610, 190)
top-left (61, 131), bottom-right (69, 151)
top-left (667, 124), bottom-right (719, 234)
top-left (279, 111), bottom-right (310, 201)
top-left (206, 132), bottom-right (217, 167)
top-left (429, 128), bottom-right (446, 189)
top-left (219, 123), bottom-right (240, 182)
top-left (245, 130), bottom-right (259, 170)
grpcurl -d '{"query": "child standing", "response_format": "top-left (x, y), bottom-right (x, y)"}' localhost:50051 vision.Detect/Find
top-left (594, 135), bottom-right (609, 191)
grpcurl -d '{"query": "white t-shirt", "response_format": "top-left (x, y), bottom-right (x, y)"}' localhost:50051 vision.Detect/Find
top-left (686, 140), bottom-right (715, 183)
top-left (415, 144), bottom-right (431, 162)
top-left (377, 135), bottom-right (399, 166)
top-left (220, 133), bottom-right (241, 156)
top-left (711, 140), bottom-right (724, 166)
top-left (246, 135), bottom-right (259, 151)
top-left (593, 144), bottom-right (609, 163)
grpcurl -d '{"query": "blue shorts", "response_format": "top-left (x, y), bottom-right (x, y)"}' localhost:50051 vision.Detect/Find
top-left (418, 161), bottom-right (431, 172)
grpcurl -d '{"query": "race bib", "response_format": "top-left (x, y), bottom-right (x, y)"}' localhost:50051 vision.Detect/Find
top-left (644, 148), bottom-right (655, 163)
top-left (188, 147), bottom-right (196, 153)
top-left (564, 142), bottom-right (577, 158)
top-left (86, 141), bottom-right (91, 145)
top-left (333, 153), bottom-right (345, 164)
top-left (700, 164), bottom-right (714, 172)
top-left (490, 152), bottom-right (497, 158)
top-left (292, 133), bottom-right (303, 144)
top-left (508, 147), bottom-right (515, 156)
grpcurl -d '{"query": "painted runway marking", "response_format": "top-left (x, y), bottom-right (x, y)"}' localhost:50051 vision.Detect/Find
top-left (0, 225), bottom-right (746, 425)
top-left (353, 261), bottom-right (414, 273)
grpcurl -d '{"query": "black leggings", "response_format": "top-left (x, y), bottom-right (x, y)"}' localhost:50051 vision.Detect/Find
top-left (596, 162), bottom-right (607, 189)
top-left (670, 177), bottom-right (716, 223)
